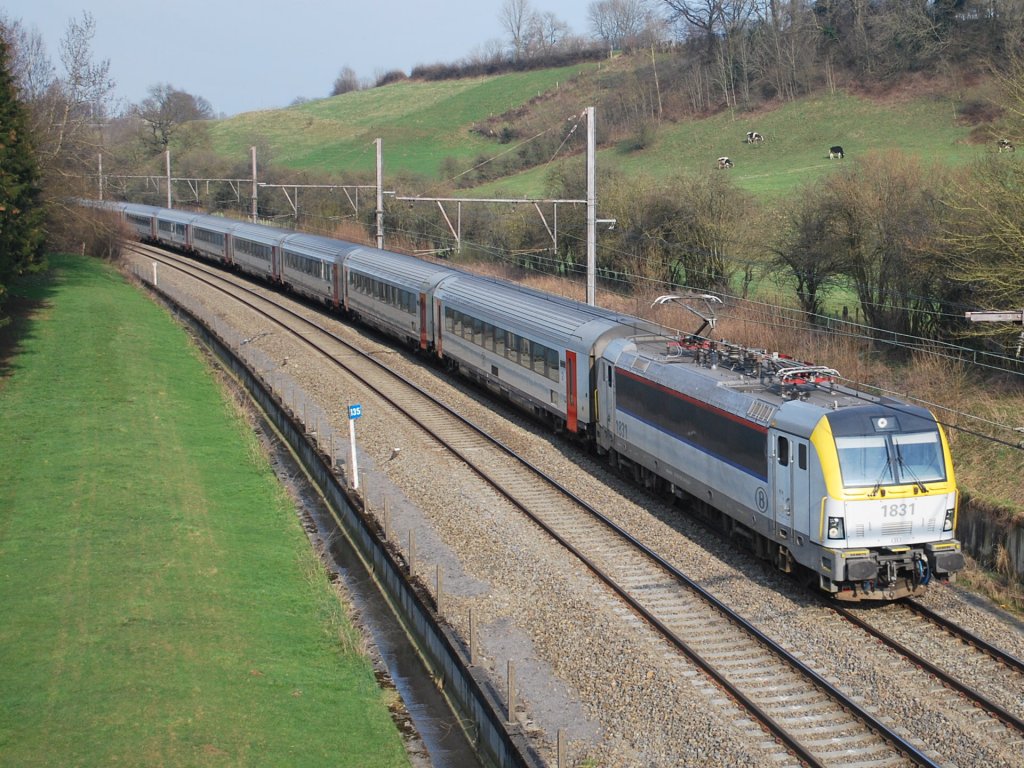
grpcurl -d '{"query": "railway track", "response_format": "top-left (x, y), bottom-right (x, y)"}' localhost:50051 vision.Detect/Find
top-left (837, 597), bottom-right (1024, 737)
top-left (129, 243), bottom-right (1024, 767)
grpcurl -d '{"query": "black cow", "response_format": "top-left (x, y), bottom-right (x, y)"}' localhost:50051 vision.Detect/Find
top-left (746, 131), bottom-right (764, 143)
top-left (717, 156), bottom-right (734, 169)
top-left (829, 146), bottom-right (844, 159)
top-left (998, 138), bottom-right (1015, 152)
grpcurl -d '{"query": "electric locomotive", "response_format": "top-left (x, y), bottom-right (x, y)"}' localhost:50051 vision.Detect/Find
top-left (595, 334), bottom-right (964, 600)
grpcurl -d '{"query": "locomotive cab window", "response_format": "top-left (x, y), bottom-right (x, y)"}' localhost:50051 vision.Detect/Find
top-left (777, 436), bottom-right (789, 466)
top-left (835, 429), bottom-right (945, 489)
top-left (835, 435), bottom-right (891, 487)
top-left (892, 432), bottom-right (946, 483)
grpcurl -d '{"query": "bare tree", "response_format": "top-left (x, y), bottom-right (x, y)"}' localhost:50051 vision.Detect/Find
top-left (817, 151), bottom-right (945, 338)
top-left (31, 13), bottom-right (113, 181)
top-left (526, 11), bottom-right (570, 55)
top-left (749, 0), bottom-right (818, 101)
top-left (500, 0), bottom-right (535, 60)
top-left (331, 66), bottom-right (360, 96)
top-left (662, 0), bottom-right (757, 107)
top-left (937, 52), bottom-right (1024, 342)
top-left (137, 83), bottom-right (214, 152)
top-left (773, 179), bottom-right (856, 319)
top-left (0, 14), bottom-right (54, 102)
top-left (589, 0), bottom-right (662, 50)
top-left (661, 0), bottom-right (728, 41)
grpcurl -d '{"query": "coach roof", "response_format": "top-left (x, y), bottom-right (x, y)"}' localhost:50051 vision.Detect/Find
top-left (435, 272), bottom-right (663, 348)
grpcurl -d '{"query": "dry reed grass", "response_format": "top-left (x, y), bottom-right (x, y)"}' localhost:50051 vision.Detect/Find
top-left (957, 552), bottom-right (1024, 613)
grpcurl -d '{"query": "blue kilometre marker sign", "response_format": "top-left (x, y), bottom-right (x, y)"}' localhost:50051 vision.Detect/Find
top-left (347, 404), bottom-right (362, 490)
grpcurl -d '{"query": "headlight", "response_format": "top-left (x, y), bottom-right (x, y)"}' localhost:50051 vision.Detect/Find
top-left (943, 508), bottom-right (955, 532)
top-left (827, 516), bottom-right (845, 540)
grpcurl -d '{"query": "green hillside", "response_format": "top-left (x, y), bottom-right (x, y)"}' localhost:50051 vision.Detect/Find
top-left (209, 65), bottom-right (988, 199)
top-left (210, 64), bottom-right (597, 179)
top-left (473, 91), bottom-right (982, 198)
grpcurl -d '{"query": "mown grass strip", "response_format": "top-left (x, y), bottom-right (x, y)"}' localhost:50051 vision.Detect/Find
top-left (0, 255), bottom-right (409, 767)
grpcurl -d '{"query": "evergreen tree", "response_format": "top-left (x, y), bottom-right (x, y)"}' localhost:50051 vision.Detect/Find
top-left (0, 35), bottom-right (44, 325)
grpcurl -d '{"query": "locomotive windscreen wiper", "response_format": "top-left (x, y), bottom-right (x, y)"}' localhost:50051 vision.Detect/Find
top-left (895, 444), bottom-right (928, 493)
top-left (869, 454), bottom-right (893, 497)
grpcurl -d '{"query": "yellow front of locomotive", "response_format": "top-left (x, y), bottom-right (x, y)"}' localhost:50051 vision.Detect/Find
top-left (811, 404), bottom-right (964, 600)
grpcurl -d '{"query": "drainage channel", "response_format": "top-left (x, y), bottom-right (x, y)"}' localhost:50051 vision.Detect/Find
top-left (255, 413), bottom-right (484, 768)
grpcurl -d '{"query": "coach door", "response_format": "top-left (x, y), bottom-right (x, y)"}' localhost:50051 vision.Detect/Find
top-left (434, 299), bottom-right (444, 359)
top-left (772, 432), bottom-right (810, 538)
top-left (565, 350), bottom-right (578, 433)
top-left (419, 292), bottom-right (428, 351)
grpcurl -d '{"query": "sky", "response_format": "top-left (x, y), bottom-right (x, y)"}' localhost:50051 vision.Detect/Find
top-left (4, 0), bottom-right (596, 117)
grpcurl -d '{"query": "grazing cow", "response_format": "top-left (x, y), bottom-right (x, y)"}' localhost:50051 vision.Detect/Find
top-left (717, 156), bottom-right (734, 169)
top-left (998, 138), bottom-right (1015, 152)
top-left (829, 145), bottom-right (844, 159)
top-left (746, 131), bottom-right (764, 143)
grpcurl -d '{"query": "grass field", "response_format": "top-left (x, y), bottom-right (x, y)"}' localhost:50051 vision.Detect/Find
top-left (210, 64), bottom-right (597, 179)
top-left (473, 89), bottom-right (982, 198)
top-left (210, 63), bottom-right (986, 200)
top-left (0, 255), bottom-right (409, 767)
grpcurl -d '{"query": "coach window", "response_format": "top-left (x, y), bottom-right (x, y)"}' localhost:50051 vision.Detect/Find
top-left (546, 348), bottom-right (559, 382)
top-left (494, 327), bottom-right (506, 356)
top-left (473, 318), bottom-right (483, 345)
top-left (778, 436), bottom-right (790, 466)
top-left (532, 344), bottom-right (548, 376)
top-left (483, 322), bottom-right (494, 350)
top-left (520, 337), bottom-right (532, 368)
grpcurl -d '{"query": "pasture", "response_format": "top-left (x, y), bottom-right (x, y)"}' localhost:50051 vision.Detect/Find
top-left (210, 66), bottom-right (985, 200)
top-left (476, 89), bottom-right (982, 198)
top-left (0, 256), bottom-right (409, 767)
top-left (210, 64), bottom-right (597, 179)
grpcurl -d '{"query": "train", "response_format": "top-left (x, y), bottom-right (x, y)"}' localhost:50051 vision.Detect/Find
top-left (98, 200), bottom-right (966, 601)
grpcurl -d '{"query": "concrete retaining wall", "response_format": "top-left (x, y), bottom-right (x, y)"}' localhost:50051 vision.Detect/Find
top-left (957, 498), bottom-right (1024, 584)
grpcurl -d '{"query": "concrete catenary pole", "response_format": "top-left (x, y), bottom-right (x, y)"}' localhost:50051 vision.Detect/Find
top-left (251, 146), bottom-right (258, 222)
top-left (165, 150), bottom-right (172, 209)
top-left (376, 138), bottom-right (384, 249)
top-left (586, 106), bottom-right (596, 306)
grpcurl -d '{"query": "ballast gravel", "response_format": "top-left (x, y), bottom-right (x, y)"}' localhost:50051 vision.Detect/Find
top-left (127, 254), bottom-right (1024, 768)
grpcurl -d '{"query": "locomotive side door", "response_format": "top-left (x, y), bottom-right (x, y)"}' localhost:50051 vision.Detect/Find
top-left (772, 432), bottom-right (810, 538)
